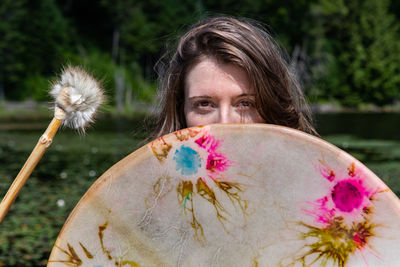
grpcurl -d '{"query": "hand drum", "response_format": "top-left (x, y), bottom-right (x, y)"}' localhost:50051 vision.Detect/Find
top-left (48, 124), bottom-right (400, 267)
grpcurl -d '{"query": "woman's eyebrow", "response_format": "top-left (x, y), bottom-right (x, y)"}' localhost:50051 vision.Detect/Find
top-left (189, 94), bottom-right (255, 99)
top-left (237, 93), bottom-right (256, 97)
top-left (188, 96), bottom-right (213, 100)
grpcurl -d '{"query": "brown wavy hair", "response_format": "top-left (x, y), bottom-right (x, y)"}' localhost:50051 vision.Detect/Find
top-left (151, 16), bottom-right (316, 138)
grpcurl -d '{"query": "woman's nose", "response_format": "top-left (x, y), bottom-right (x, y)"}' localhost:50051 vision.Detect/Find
top-left (217, 105), bottom-right (240, 124)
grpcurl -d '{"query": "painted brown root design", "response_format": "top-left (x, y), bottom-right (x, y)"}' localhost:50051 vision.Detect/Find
top-left (151, 137), bottom-right (172, 163)
top-left (98, 222), bottom-right (113, 261)
top-left (144, 176), bottom-right (173, 212)
top-left (177, 178), bottom-right (248, 244)
top-left (282, 216), bottom-right (375, 267)
top-left (215, 180), bottom-right (248, 215)
top-left (50, 243), bottom-right (83, 266)
top-left (139, 176), bottom-right (174, 228)
top-left (177, 180), bottom-right (205, 243)
top-left (173, 128), bottom-right (201, 141)
top-left (196, 178), bottom-right (229, 228)
top-left (50, 221), bottom-right (141, 266)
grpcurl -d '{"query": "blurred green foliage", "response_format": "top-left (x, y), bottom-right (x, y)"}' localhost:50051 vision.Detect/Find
top-left (0, 0), bottom-right (400, 107)
top-left (311, 0), bottom-right (400, 106)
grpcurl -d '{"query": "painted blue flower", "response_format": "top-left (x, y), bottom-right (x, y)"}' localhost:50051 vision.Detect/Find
top-left (173, 145), bottom-right (201, 175)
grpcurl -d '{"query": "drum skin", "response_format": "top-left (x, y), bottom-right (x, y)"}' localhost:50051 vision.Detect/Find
top-left (48, 124), bottom-right (400, 267)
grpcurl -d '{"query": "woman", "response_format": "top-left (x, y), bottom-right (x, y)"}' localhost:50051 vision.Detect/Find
top-left (152, 16), bottom-right (316, 138)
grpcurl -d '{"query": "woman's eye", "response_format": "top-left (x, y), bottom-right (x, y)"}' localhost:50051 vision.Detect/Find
top-left (237, 99), bottom-right (255, 108)
top-left (191, 100), bottom-right (215, 113)
top-left (199, 101), bottom-right (211, 107)
top-left (194, 100), bottom-right (213, 108)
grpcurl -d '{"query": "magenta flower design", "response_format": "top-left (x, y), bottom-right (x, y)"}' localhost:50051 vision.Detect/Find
top-left (195, 133), bottom-right (232, 180)
top-left (305, 162), bottom-right (375, 226)
top-left (206, 152), bottom-right (230, 173)
top-left (331, 179), bottom-right (366, 212)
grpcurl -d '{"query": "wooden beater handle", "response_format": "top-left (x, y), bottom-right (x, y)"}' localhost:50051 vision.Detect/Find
top-left (0, 117), bottom-right (62, 223)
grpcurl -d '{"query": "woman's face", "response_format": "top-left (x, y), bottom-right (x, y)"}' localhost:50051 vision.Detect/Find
top-left (184, 57), bottom-right (265, 127)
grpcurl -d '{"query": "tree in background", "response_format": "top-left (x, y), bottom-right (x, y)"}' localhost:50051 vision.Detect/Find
top-left (99, 0), bottom-right (201, 110)
top-left (310, 0), bottom-right (400, 106)
top-left (0, 0), bottom-right (71, 101)
top-left (0, 0), bottom-right (28, 101)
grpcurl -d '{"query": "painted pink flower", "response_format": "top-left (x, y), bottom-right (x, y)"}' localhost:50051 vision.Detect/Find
top-left (195, 133), bottom-right (233, 180)
top-left (194, 134), bottom-right (208, 149)
top-left (304, 162), bottom-right (376, 226)
top-left (206, 152), bottom-right (230, 173)
top-left (331, 179), bottom-right (367, 213)
top-left (195, 134), bottom-right (219, 153)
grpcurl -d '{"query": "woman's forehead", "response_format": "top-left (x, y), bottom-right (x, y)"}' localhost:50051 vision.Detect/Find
top-left (185, 57), bottom-right (254, 97)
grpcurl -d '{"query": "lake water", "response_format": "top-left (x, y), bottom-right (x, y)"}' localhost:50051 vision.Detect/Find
top-left (315, 112), bottom-right (400, 140)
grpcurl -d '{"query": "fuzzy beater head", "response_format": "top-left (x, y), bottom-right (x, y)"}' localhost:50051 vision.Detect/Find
top-left (50, 66), bottom-right (105, 131)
